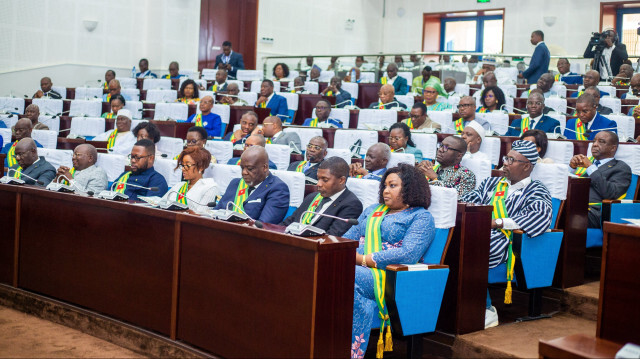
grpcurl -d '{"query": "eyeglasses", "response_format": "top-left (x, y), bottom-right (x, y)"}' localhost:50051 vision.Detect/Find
top-left (526, 101), bottom-right (543, 106)
top-left (423, 90), bottom-right (437, 94)
top-left (128, 154), bottom-right (152, 161)
top-left (179, 163), bottom-right (196, 170)
top-left (437, 143), bottom-right (462, 153)
top-left (502, 156), bottom-right (529, 165)
top-left (306, 144), bottom-right (323, 151)
top-left (388, 136), bottom-right (405, 142)
top-left (262, 122), bottom-right (274, 126)
top-left (457, 103), bottom-right (474, 109)
top-left (185, 139), bottom-right (202, 145)
top-left (410, 113), bottom-right (425, 119)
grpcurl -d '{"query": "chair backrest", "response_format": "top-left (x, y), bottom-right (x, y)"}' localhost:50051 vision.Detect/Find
top-left (479, 136), bottom-right (501, 166)
top-left (460, 154), bottom-right (491, 189)
top-left (238, 92), bottom-right (257, 105)
top-left (205, 163), bottom-right (242, 194)
top-left (345, 177), bottom-right (380, 209)
top-left (545, 113), bottom-right (567, 134)
top-left (204, 140), bottom-right (233, 166)
top-left (38, 116), bottom-right (60, 133)
top-left (545, 140), bottom-right (574, 165)
top-left (357, 109), bottom-right (398, 130)
top-left (475, 112), bottom-right (509, 135)
top-left (334, 129), bottom-right (380, 156)
top-left (279, 92), bottom-right (299, 111)
top-left (411, 133), bottom-right (438, 161)
top-left (531, 163), bottom-right (569, 227)
top-left (0, 128), bottom-right (11, 145)
top-left (31, 130), bottom-right (57, 149)
top-left (38, 148), bottom-right (72, 169)
top-left (388, 153), bottom-right (415, 168)
top-left (606, 115), bottom-right (634, 140)
top-left (494, 68), bottom-right (518, 84)
top-left (74, 87), bottom-right (103, 100)
top-left (157, 137), bottom-right (184, 158)
top-left (398, 71), bottom-right (413, 85)
top-left (117, 78), bottom-right (138, 89)
top-left (208, 104), bottom-right (231, 130)
top-left (250, 80), bottom-right (281, 93)
top-left (70, 117), bottom-right (106, 137)
top-left (282, 127), bottom-right (321, 149)
top-left (597, 85), bottom-right (616, 97)
top-left (123, 101), bottom-right (143, 119)
top-left (143, 79), bottom-right (172, 90)
top-left (552, 84), bottom-right (567, 98)
top-left (227, 80), bottom-right (245, 92)
top-left (359, 72), bottom-right (375, 83)
top-left (311, 108), bottom-right (350, 128)
top-left (32, 98), bottom-right (63, 116)
top-left (545, 98), bottom-right (567, 115)
top-left (396, 95), bottom-right (415, 109)
top-left (600, 97), bottom-right (622, 114)
top-left (121, 88), bottom-right (141, 101)
top-left (427, 111), bottom-right (454, 132)
top-left (69, 99), bottom-right (102, 117)
top-left (318, 71), bottom-right (335, 82)
top-left (498, 84), bottom-right (517, 98)
top-left (51, 86), bottom-right (67, 99)
top-left (454, 84), bottom-right (470, 96)
top-left (130, 120), bottom-right (145, 132)
top-left (303, 81), bottom-right (319, 94)
top-left (265, 144), bottom-right (290, 170)
top-left (340, 82), bottom-right (359, 100)
top-left (271, 169), bottom-right (305, 208)
top-left (145, 89), bottom-right (178, 103)
top-left (236, 70), bottom-right (263, 81)
top-left (326, 148), bottom-right (352, 163)
top-left (154, 103), bottom-right (188, 121)
top-left (0, 97), bottom-right (25, 115)
top-left (178, 77), bottom-right (206, 90)
top-left (96, 153), bottom-right (126, 182)
top-left (154, 157), bottom-right (181, 188)
top-left (424, 186), bottom-right (458, 264)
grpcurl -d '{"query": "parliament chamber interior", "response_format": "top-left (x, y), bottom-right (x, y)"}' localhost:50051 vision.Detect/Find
top-left (2, 0), bottom-right (640, 358)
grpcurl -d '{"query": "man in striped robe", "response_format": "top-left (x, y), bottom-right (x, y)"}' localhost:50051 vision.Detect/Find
top-left (460, 140), bottom-right (552, 329)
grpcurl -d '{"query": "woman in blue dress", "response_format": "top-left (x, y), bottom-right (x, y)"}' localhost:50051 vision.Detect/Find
top-left (343, 163), bottom-right (435, 358)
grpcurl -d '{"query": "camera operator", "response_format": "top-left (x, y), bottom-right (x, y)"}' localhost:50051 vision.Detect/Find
top-left (584, 29), bottom-right (628, 82)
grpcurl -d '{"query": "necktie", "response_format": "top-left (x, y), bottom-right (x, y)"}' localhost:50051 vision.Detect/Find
top-left (247, 186), bottom-right (256, 197)
top-left (303, 162), bottom-right (311, 172)
top-left (318, 197), bottom-right (332, 210)
top-left (594, 160), bottom-right (601, 167)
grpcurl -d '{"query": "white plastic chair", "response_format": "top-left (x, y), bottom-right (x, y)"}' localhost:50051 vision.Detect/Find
top-left (597, 85), bottom-right (616, 98)
top-left (157, 137), bottom-right (184, 158)
top-left (606, 115), bottom-right (635, 140)
top-left (531, 163), bottom-right (569, 202)
top-left (227, 80), bottom-right (245, 92)
top-left (265, 143), bottom-right (290, 170)
top-left (412, 133), bottom-right (438, 161)
top-left (154, 103), bottom-right (188, 121)
top-left (340, 82), bottom-right (359, 100)
top-left (179, 70), bottom-right (199, 79)
top-left (428, 111), bottom-right (454, 133)
top-left (303, 81), bottom-right (319, 94)
top-left (38, 116), bottom-right (60, 133)
top-left (279, 93), bottom-right (299, 112)
top-left (96, 153), bottom-right (126, 182)
top-left (311, 108), bottom-right (350, 128)
top-left (51, 86), bottom-right (67, 99)
top-left (388, 153), bottom-right (415, 167)
top-left (145, 90), bottom-right (178, 103)
top-left (32, 98), bottom-right (63, 117)
top-left (454, 84), bottom-right (470, 96)
top-left (271, 169), bottom-right (305, 209)
top-left (346, 178), bottom-right (380, 209)
top-left (326, 148), bottom-right (352, 163)
top-left (460, 154), bottom-right (491, 189)
top-left (201, 69), bottom-right (217, 81)
top-left (117, 78), bottom-right (138, 89)
top-left (546, 113), bottom-right (567, 134)
top-left (179, 78), bottom-right (207, 90)
top-left (398, 72), bottom-right (413, 86)
top-left (545, 140), bottom-right (574, 166)
top-left (69, 99), bottom-right (102, 117)
top-left (476, 112), bottom-right (509, 135)
top-left (479, 136), bottom-right (501, 166)
top-left (494, 68), bottom-right (518, 85)
top-left (498, 84), bottom-right (517, 98)
top-left (154, 157), bottom-right (182, 188)
top-left (31, 130), bottom-right (57, 149)
top-left (0, 128), bottom-right (11, 146)
top-left (143, 79), bottom-right (172, 90)
top-left (205, 140), bottom-right (233, 165)
top-left (396, 95), bottom-right (415, 109)
top-left (238, 92), bottom-right (257, 105)
top-left (0, 97), bottom-right (25, 115)
top-left (334, 129), bottom-right (379, 156)
top-left (360, 72), bottom-right (375, 83)
top-left (205, 163), bottom-right (242, 196)
top-left (70, 117), bottom-right (106, 138)
top-left (552, 84), bottom-right (567, 98)
top-left (0, 115), bottom-right (17, 129)
top-left (283, 127), bottom-right (321, 149)
top-left (74, 88), bottom-right (103, 100)
top-left (357, 109), bottom-right (397, 130)
top-left (38, 148), bottom-right (73, 169)
top-left (236, 70), bottom-right (263, 81)
top-left (545, 98), bottom-right (568, 115)
top-left (600, 97), bottom-right (622, 114)
top-left (121, 88), bottom-right (140, 101)
top-left (123, 101), bottom-right (143, 119)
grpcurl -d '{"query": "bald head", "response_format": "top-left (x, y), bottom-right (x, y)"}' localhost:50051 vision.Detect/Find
top-left (240, 145), bottom-right (269, 186)
top-left (630, 73), bottom-right (640, 96)
top-left (379, 84), bottom-right (395, 104)
top-left (73, 144), bottom-right (98, 170)
top-left (482, 72), bottom-right (497, 87)
top-left (262, 116), bottom-right (282, 137)
top-left (619, 64), bottom-right (634, 80)
top-left (584, 86), bottom-right (601, 102)
top-left (245, 134), bottom-right (267, 148)
top-left (364, 143), bottom-right (391, 172)
top-left (15, 138), bottom-right (38, 168)
top-left (14, 118), bottom-right (33, 141)
top-left (24, 104), bottom-right (40, 123)
top-left (537, 73), bottom-right (554, 92)
top-left (584, 70), bottom-right (600, 88)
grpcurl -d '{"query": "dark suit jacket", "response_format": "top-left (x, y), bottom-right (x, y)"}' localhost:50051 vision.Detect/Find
top-left (280, 189), bottom-right (363, 236)
top-left (261, 93), bottom-right (289, 118)
top-left (367, 97), bottom-right (408, 110)
top-left (214, 52), bottom-right (245, 78)
top-left (288, 159), bottom-right (323, 183)
top-left (564, 113), bottom-right (618, 140)
top-left (384, 76), bottom-right (408, 95)
top-left (584, 42), bottom-right (628, 78)
top-left (214, 173), bottom-right (290, 224)
top-left (523, 42), bottom-right (550, 83)
top-left (10, 156), bottom-right (55, 187)
top-left (587, 159), bottom-right (632, 228)
top-left (505, 115), bottom-right (561, 136)
top-left (335, 90), bottom-right (352, 108)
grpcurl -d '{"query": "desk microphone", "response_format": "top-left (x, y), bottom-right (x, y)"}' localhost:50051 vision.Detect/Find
top-left (0, 107), bottom-right (20, 117)
top-left (285, 211), bottom-right (358, 236)
top-left (160, 189), bottom-right (216, 210)
top-left (499, 104), bottom-right (527, 114)
top-left (6, 168), bottom-right (44, 185)
top-left (563, 105), bottom-right (577, 116)
top-left (206, 200), bottom-right (254, 222)
top-left (110, 180), bottom-right (159, 192)
top-left (301, 211), bottom-right (359, 225)
top-left (46, 174), bottom-right (91, 195)
top-left (379, 101), bottom-right (403, 111)
top-left (289, 141), bottom-right (303, 155)
top-left (96, 180), bottom-right (159, 200)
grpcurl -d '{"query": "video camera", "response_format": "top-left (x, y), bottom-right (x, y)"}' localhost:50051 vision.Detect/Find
top-left (588, 32), bottom-right (608, 52)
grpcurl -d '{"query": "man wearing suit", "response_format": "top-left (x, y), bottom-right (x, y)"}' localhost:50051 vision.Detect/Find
top-left (215, 146), bottom-right (290, 224)
top-left (584, 29), bottom-right (628, 81)
top-left (367, 84), bottom-right (407, 110)
top-left (303, 99), bottom-right (344, 128)
top-left (555, 58), bottom-right (582, 85)
top-left (569, 71), bottom-right (608, 98)
top-left (288, 136), bottom-right (327, 184)
top-left (226, 134), bottom-right (278, 169)
top-left (9, 138), bottom-right (55, 187)
top-left (564, 94), bottom-right (617, 140)
top-left (569, 131), bottom-right (631, 228)
top-left (348, 143), bottom-right (390, 181)
top-left (505, 92), bottom-right (560, 137)
top-left (208, 69), bottom-right (228, 92)
top-left (255, 80), bottom-right (288, 118)
top-left (261, 116), bottom-right (301, 153)
top-left (380, 63), bottom-right (408, 95)
top-left (281, 157), bottom-right (363, 236)
top-left (321, 76), bottom-right (352, 108)
top-left (214, 41), bottom-right (245, 79)
top-left (521, 30), bottom-right (550, 84)
top-left (2, 119), bottom-right (43, 169)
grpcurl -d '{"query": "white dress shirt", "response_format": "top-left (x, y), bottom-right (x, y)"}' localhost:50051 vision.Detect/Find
top-left (162, 178), bottom-right (218, 213)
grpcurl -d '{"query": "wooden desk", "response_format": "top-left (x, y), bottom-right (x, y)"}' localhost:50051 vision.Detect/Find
top-left (0, 184), bottom-right (356, 358)
top-left (539, 333), bottom-right (622, 359)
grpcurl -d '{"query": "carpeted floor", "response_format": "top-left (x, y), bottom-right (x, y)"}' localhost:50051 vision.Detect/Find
top-left (0, 306), bottom-right (145, 358)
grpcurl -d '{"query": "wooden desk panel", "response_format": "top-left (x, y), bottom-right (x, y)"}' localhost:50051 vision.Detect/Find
top-left (356, 83), bottom-right (382, 109)
top-left (0, 186), bottom-right (16, 285)
top-left (294, 95), bottom-right (336, 125)
top-left (539, 333), bottom-right (622, 359)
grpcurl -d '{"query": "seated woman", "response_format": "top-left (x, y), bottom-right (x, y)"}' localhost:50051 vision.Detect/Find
top-left (102, 94), bottom-right (126, 119)
top-left (272, 62), bottom-right (289, 81)
top-left (422, 85), bottom-right (451, 111)
top-left (177, 79), bottom-right (200, 105)
top-left (476, 86), bottom-right (505, 113)
top-left (132, 121), bottom-right (163, 157)
top-left (162, 146), bottom-right (217, 212)
top-left (388, 122), bottom-right (423, 163)
top-left (521, 129), bottom-right (553, 163)
top-left (343, 164), bottom-right (435, 359)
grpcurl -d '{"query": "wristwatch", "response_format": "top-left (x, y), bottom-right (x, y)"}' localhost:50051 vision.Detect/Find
top-left (495, 218), bottom-right (503, 228)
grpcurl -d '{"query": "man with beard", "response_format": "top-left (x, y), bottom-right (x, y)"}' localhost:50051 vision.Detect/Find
top-left (112, 139), bottom-right (168, 200)
top-left (417, 135), bottom-right (476, 196)
top-left (287, 136), bottom-right (328, 184)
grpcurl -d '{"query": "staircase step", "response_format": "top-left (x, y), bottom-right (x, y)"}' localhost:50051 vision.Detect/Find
top-left (545, 281), bottom-right (600, 322)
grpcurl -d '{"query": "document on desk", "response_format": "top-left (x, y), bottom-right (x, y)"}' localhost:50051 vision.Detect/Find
top-left (622, 218), bottom-right (640, 226)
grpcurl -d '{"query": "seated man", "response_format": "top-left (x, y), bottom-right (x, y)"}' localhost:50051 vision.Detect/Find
top-left (505, 92), bottom-right (560, 137)
top-left (112, 139), bottom-right (168, 200)
top-left (33, 77), bottom-right (62, 99)
top-left (215, 146), bottom-right (290, 224)
top-left (412, 66), bottom-right (446, 96)
top-left (368, 84), bottom-right (407, 110)
top-left (555, 58), bottom-right (582, 85)
top-left (461, 120), bottom-right (491, 164)
top-left (290, 77), bottom-right (310, 94)
top-left (321, 76), bottom-right (352, 108)
top-left (454, 96), bottom-right (491, 133)
top-left (349, 143), bottom-right (390, 181)
top-left (219, 83), bottom-right (249, 106)
top-left (261, 116), bottom-right (301, 153)
top-left (136, 58), bottom-right (157, 78)
top-left (180, 95), bottom-right (222, 138)
top-left (303, 99), bottom-right (343, 128)
top-left (569, 131), bottom-right (631, 228)
top-left (443, 77), bottom-right (458, 97)
top-left (418, 135), bottom-right (476, 197)
top-left (570, 70), bottom-right (607, 98)
top-left (255, 80), bottom-right (288, 118)
top-left (308, 67), bottom-right (321, 82)
top-left (162, 61), bottom-right (185, 79)
top-left (612, 63), bottom-right (634, 86)
top-left (472, 59), bottom-right (496, 84)
top-left (281, 157), bottom-right (363, 236)
top-left (461, 140), bottom-right (552, 328)
top-left (380, 63), bottom-right (408, 95)
top-left (227, 134), bottom-right (277, 169)
top-left (564, 94), bottom-right (617, 140)
top-left (103, 70), bottom-right (116, 89)
top-left (103, 79), bottom-right (131, 102)
top-left (402, 102), bottom-right (441, 131)
top-left (8, 138), bottom-right (56, 186)
top-left (208, 69), bottom-right (228, 92)
top-left (214, 41), bottom-right (245, 79)
top-left (582, 86), bottom-right (613, 115)
top-left (93, 109), bottom-right (137, 155)
top-left (102, 94), bottom-right (126, 119)
top-left (523, 73), bottom-right (557, 98)
top-left (622, 73), bottom-right (640, 100)
top-left (55, 144), bottom-right (108, 193)
top-left (223, 111), bottom-right (258, 145)
top-left (288, 136), bottom-right (328, 184)
top-left (2, 119), bottom-right (43, 169)
top-left (21, 104), bottom-right (49, 130)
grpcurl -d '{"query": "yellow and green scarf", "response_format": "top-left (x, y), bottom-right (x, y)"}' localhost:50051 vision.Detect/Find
top-left (490, 178), bottom-right (515, 304)
top-left (114, 171), bottom-right (132, 193)
top-left (61, 167), bottom-right (76, 185)
top-left (406, 118), bottom-right (414, 129)
top-left (6, 141), bottom-right (18, 167)
top-left (176, 182), bottom-right (188, 205)
top-left (300, 193), bottom-right (323, 224)
top-left (295, 161), bottom-right (308, 172)
top-left (520, 116), bottom-right (530, 136)
top-left (308, 118), bottom-right (318, 127)
top-left (194, 113), bottom-right (203, 127)
top-left (575, 119), bottom-right (587, 141)
top-left (233, 179), bottom-right (249, 213)
top-left (575, 156), bottom-right (595, 177)
top-left (107, 129), bottom-right (118, 149)
top-left (454, 118), bottom-right (464, 134)
top-left (12, 166), bottom-right (22, 179)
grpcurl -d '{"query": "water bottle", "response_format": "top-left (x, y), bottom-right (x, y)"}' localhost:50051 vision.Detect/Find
top-left (351, 68), bottom-right (357, 83)
top-left (132, 66), bottom-right (136, 78)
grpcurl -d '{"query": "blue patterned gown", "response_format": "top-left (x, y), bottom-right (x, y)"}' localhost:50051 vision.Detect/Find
top-left (343, 204), bottom-right (435, 359)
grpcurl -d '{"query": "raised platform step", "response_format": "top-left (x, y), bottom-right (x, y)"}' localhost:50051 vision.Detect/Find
top-left (554, 281), bottom-right (600, 322)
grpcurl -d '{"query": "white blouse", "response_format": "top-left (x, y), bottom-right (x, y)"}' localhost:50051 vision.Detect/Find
top-left (162, 178), bottom-right (218, 213)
